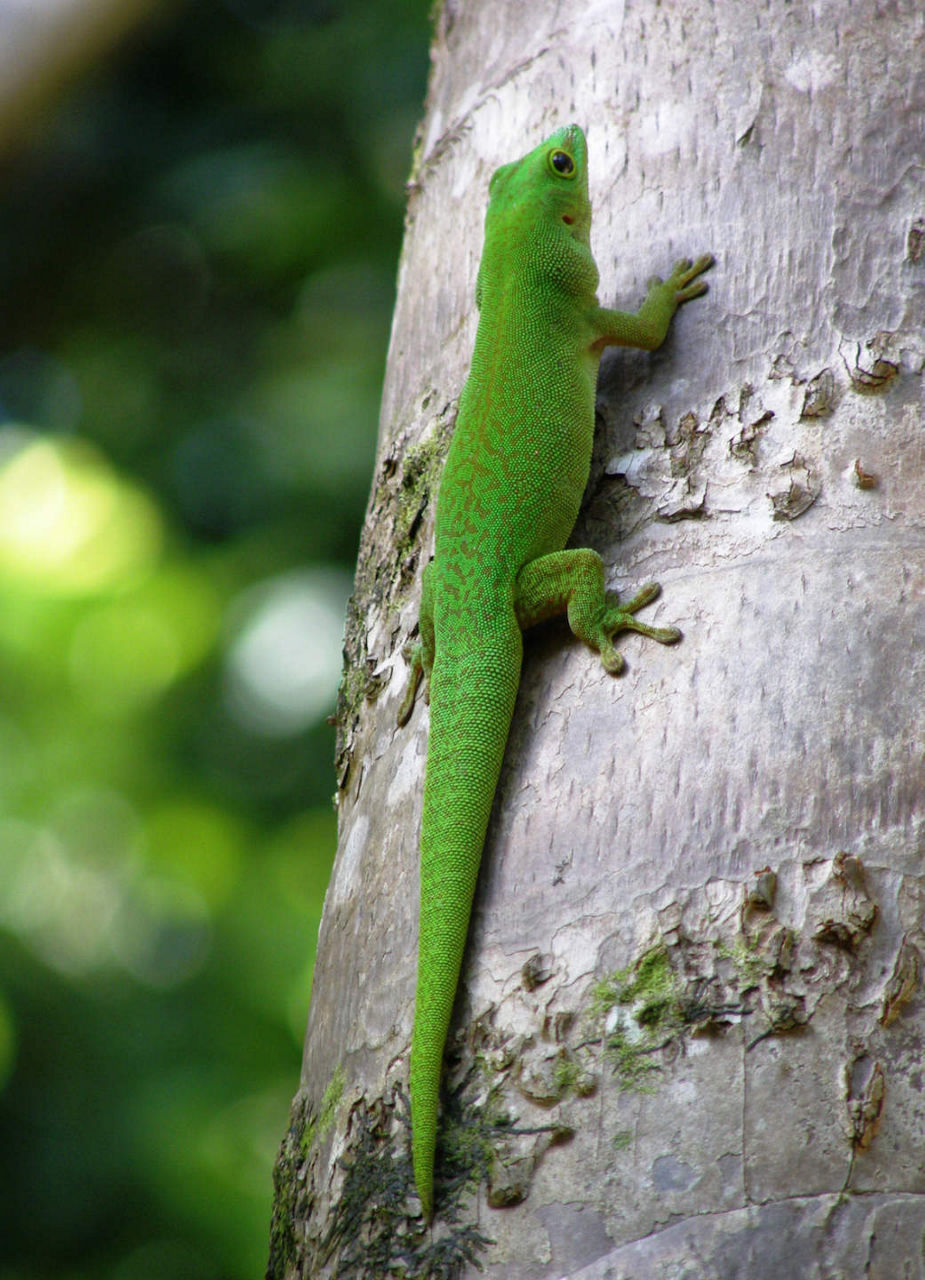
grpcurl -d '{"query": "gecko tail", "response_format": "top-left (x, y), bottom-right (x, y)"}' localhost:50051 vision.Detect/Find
top-left (409, 635), bottom-right (521, 1219)
top-left (409, 800), bottom-right (493, 1221)
top-left (410, 1000), bottom-right (440, 1220)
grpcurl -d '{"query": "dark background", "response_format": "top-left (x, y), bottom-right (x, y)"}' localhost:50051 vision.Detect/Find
top-left (0, 1), bottom-right (431, 1275)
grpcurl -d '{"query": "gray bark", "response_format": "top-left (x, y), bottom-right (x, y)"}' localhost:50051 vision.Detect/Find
top-left (272, 2), bottom-right (925, 1276)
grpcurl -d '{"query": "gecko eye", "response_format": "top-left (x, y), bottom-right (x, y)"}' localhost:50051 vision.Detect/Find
top-left (548, 149), bottom-right (576, 178)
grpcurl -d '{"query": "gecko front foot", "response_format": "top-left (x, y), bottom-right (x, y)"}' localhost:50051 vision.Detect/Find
top-left (669, 253), bottom-right (714, 302)
top-left (646, 254), bottom-right (714, 307)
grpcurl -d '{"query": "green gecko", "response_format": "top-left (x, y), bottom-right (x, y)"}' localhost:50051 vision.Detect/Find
top-left (397, 123), bottom-right (712, 1220)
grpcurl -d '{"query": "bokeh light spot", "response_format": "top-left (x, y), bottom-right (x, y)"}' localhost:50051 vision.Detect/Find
top-left (224, 569), bottom-right (350, 736)
top-left (0, 432), bottom-right (162, 594)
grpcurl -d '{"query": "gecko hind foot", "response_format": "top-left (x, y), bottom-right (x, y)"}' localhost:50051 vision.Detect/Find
top-left (597, 582), bottom-right (682, 673)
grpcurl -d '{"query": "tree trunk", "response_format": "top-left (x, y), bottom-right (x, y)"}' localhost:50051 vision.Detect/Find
top-left (269, 2), bottom-right (925, 1276)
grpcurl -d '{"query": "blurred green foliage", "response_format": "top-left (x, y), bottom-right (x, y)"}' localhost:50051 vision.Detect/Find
top-left (0, 0), bottom-right (431, 1276)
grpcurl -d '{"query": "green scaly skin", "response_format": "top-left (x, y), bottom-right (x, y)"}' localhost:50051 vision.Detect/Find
top-left (397, 124), bottom-right (712, 1219)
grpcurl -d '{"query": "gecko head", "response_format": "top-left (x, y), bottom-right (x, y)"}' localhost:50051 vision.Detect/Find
top-left (485, 123), bottom-right (591, 242)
